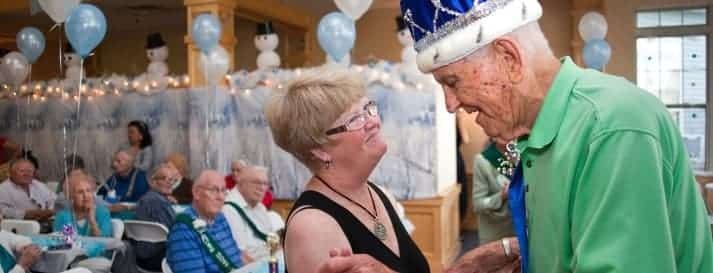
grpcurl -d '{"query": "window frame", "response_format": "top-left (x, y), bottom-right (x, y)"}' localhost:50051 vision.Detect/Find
top-left (635, 5), bottom-right (713, 171)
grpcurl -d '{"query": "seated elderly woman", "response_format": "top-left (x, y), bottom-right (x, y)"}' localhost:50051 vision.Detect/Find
top-left (53, 173), bottom-right (113, 237)
top-left (264, 69), bottom-right (429, 273)
top-left (164, 153), bottom-right (193, 204)
top-left (133, 164), bottom-right (178, 271)
top-left (166, 170), bottom-right (246, 273)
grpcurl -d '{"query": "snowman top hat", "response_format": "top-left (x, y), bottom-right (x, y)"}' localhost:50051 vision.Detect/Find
top-left (395, 16), bottom-right (407, 32)
top-left (256, 21), bottom-right (276, 35)
top-left (146, 32), bottom-right (167, 49)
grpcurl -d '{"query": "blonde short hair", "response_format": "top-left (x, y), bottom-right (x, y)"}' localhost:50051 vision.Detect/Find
top-left (264, 68), bottom-right (365, 167)
top-left (165, 153), bottom-right (189, 177)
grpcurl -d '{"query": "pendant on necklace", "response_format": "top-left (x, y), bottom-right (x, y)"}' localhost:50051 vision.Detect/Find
top-left (373, 220), bottom-right (387, 241)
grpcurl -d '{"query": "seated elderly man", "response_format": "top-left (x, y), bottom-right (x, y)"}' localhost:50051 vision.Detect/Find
top-left (167, 170), bottom-right (246, 273)
top-left (223, 165), bottom-right (284, 260)
top-left (0, 159), bottom-right (55, 223)
top-left (224, 160), bottom-right (246, 189)
top-left (97, 150), bottom-right (149, 214)
top-left (225, 160), bottom-right (273, 208)
top-left (133, 164), bottom-right (178, 271)
top-left (0, 229), bottom-right (42, 273)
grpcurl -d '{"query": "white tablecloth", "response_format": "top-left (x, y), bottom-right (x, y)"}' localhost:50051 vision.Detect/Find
top-left (31, 235), bottom-right (125, 273)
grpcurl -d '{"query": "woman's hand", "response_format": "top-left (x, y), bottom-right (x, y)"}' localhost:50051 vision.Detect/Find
top-left (318, 248), bottom-right (396, 273)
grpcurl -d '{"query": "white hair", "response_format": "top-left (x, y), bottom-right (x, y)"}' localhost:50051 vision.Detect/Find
top-left (469, 22), bottom-right (553, 64)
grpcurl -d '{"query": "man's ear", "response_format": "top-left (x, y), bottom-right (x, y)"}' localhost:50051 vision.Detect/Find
top-left (492, 37), bottom-right (524, 83)
top-left (310, 148), bottom-right (331, 163)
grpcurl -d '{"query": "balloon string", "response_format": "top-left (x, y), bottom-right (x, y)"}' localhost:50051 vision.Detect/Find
top-left (13, 84), bottom-right (20, 155)
top-left (203, 55), bottom-right (210, 169)
top-left (23, 65), bottom-right (32, 153)
top-left (71, 58), bottom-right (84, 170)
top-left (57, 24), bottom-right (64, 78)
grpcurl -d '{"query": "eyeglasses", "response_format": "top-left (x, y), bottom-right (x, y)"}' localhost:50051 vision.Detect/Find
top-left (325, 101), bottom-right (378, 136)
top-left (199, 185), bottom-right (229, 195)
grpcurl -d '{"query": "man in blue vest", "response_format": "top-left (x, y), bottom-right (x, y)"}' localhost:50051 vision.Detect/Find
top-left (166, 170), bottom-right (246, 273)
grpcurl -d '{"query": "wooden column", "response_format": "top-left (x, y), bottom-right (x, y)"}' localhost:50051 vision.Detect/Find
top-left (570, 0), bottom-right (606, 67)
top-left (184, 0), bottom-right (237, 87)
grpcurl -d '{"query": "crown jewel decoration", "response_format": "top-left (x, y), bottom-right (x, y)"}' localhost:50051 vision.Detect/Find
top-left (401, 0), bottom-right (514, 52)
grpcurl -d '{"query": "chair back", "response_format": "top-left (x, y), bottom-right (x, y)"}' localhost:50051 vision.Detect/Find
top-left (123, 220), bottom-right (169, 243)
top-left (0, 219), bottom-right (40, 235)
top-left (162, 258), bottom-right (173, 273)
top-left (61, 268), bottom-right (93, 273)
top-left (111, 219), bottom-right (124, 239)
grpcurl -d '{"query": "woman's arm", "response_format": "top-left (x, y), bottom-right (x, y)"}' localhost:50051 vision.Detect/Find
top-left (284, 208), bottom-right (351, 273)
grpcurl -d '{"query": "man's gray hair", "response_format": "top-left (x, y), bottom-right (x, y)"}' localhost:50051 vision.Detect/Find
top-left (116, 149), bottom-right (135, 163)
top-left (469, 22), bottom-right (552, 63)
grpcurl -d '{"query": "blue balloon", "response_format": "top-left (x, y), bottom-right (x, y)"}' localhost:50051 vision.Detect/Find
top-left (64, 4), bottom-right (107, 58)
top-left (16, 27), bottom-right (45, 64)
top-left (191, 14), bottom-right (222, 53)
top-left (317, 12), bottom-right (356, 62)
top-left (582, 39), bottom-right (611, 71)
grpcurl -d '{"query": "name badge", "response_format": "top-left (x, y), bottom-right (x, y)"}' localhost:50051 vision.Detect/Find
top-left (107, 190), bottom-right (117, 199)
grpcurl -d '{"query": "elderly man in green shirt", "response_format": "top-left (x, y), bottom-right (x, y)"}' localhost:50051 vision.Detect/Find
top-left (392, 1), bottom-right (713, 273)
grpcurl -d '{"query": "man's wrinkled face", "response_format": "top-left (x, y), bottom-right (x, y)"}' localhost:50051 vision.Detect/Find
top-left (112, 152), bottom-right (132, 174)
top-left (10, 161), bottom-right (34, 186)
top-left (432, 51), bottom-right (520, 143)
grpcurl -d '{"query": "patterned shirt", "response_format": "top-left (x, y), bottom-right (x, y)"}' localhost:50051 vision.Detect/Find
top-left (0, 179), bottom-right (56, 219)
top-left (167, 206), bottom-right (242, 273)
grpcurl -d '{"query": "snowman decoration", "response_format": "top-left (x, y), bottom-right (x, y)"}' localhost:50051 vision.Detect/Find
top-left (63, 43), bottom-right (84, 83)
top-left (255, 21), bottom-right (281, 70)
top-left (146, 32), bottom-right (169, 78)
top-left (395, 16), bottom-right (421, 76)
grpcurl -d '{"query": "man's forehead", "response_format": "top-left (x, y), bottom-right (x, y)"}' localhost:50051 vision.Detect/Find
top-left (14, 161), bottom-right (34, 170)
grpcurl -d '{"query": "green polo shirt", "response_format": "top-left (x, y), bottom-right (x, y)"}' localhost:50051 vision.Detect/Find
top-left (519, 57), bottom-right (713, 273)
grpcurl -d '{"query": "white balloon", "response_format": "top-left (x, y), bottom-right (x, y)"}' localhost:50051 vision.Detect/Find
top-left (38, 0), bottom-right (81, 24)
top-left (578, 11), bottom-right (608, 42)
top-left (334, 0), bottom-right (373, 20)
top-left (199, 46), bottom-right (230, 86)
top-left (2, 52), bottom-right (29, 86)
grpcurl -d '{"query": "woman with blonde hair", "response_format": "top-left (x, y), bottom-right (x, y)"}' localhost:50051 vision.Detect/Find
top-left (265, 68), bottom-right (429, 273)
top-left (164, 153), bottom-right (193, 204)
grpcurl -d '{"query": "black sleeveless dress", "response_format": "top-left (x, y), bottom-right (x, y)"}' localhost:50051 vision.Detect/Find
top-left (285, 183), bottom-right (430, 273)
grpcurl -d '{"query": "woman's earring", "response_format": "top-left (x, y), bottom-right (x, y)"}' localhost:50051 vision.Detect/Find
top-left (324, 159), bottom-right (333, 170)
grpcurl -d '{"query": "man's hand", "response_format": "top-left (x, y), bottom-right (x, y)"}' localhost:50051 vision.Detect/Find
top-left (17, 244), bottom-right (42, 270)
top-left (318, 249), bottom-right (396, 273)
top-left (241, 252), bottom-right (254, 264)
top-left (109, 204), bottom-right (128, 212)
top-left (166, 195), bottom-right (178, 204)
top-left (501, 182), bottom-right (510, 201)
top-left (445, 238), bottom-right (520, 273)
top-left (24, 209), bottom-right (54, 221)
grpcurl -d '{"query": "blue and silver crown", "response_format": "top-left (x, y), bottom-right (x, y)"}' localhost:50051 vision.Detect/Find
top-left (400, 0), bottom-right (542, 72)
